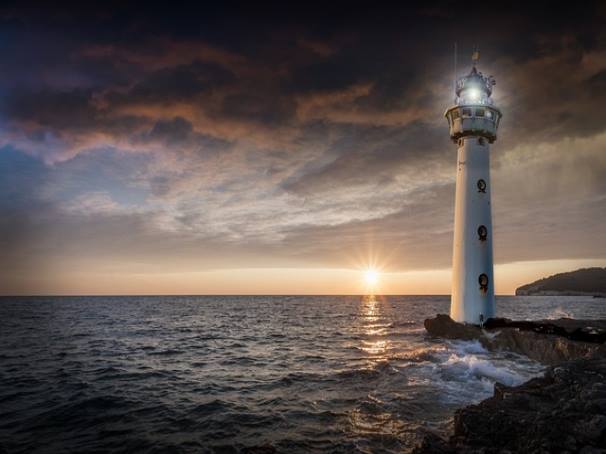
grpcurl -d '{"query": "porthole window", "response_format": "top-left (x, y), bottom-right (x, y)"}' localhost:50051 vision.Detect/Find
top-left (478, 273), bottom-right (489, 291)
top-left (475, 108), bottom-right (485, 117)
top-left (462, 108), bottom-right (472, 117)
top-left (478, 137), bottom-right (486, 146)
top-left (477, 225), bottom-right (488, 241)
top-left (477, 179), bottom-right (487, 193)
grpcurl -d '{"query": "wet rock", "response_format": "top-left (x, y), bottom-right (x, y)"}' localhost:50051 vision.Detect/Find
top-left (424, 314), bottom-right (483, 340)
top-left (413, 431), bottom-right (456, 454)
top-left (579, 446), bottom-right (604, 454)
top-left (414, 359), bottom-right (606, 454)
top-left (483, 318), bottom-right (606, 344)
top-left (424, 314), bottom-right (606, 365)
top-left (418, 316), bottom-right (606, 453)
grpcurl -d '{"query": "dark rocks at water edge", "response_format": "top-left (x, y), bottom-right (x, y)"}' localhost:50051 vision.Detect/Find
top-left (414, 358), bottom-right (606, 453)
top-left (416, 315), bottom-right (606, 453)
top-left (424, 314), bottom-right (606, 365)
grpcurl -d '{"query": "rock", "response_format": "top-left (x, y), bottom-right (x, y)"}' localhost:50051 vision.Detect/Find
top-left (579, 446), bottom-right (605, 454)
top-left (412, 431), bottom-right (456, 454)
top-left (418, 316), bottom-right (606, 453)
top-left (483, 318), bottom-right (606, 344)
top-left (574, 415), bottom-right (606, 442)
top-left (585, 398), bottom-right (606, 413)
top-left (424, 314), bottom-right (483, 340)
top-left (424, 314), bottom-right (606, 365)
top-left (414, 359), bottom-right (606, 453)
top-left (493, 382), bottom-right (508, 400)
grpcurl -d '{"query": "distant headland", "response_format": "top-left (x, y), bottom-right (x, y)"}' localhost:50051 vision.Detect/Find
top-left (515, 267), bottom-right (606, 297)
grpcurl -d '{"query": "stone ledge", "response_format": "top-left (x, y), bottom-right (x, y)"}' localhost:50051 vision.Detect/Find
top-left (424, 314), bottom-right (606, 365)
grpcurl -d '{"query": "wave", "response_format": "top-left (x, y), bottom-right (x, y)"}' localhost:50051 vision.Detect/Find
top-left (431, 340), bottom-right (543, 402)
top-left (393, 348), bottom-right (442, 363)
top-left (189, 399), bottom-right (233, 416)
top-left (443, 353), bottom-right (526, 387)
top-left (147, 349), bottom-right (185, 356)
top-left (1, 295), bottom-right (571, 453)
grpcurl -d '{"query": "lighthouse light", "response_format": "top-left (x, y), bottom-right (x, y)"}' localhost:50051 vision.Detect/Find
top-left (465, 87), bottom-right (482, 103)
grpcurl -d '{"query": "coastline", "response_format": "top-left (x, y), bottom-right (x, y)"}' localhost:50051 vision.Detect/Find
top-left (416, 315), bottom-right (606, 453)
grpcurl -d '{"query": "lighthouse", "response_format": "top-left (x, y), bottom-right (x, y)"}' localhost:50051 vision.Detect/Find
top-left (445, 54), bottom-right (502, 324)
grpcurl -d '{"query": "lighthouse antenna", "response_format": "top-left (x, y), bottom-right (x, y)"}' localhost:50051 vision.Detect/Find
top-left (453, 42), bottom-right (458, 101)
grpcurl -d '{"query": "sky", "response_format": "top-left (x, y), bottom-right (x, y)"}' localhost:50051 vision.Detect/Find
top-left (1, 2), bottom-right (606, 295)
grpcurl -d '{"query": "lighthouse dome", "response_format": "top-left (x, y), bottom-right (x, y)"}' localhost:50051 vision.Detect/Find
top-left (455, 66), bottom-right (496, 104)
top-left (445, 63), bottom-right (502, 143)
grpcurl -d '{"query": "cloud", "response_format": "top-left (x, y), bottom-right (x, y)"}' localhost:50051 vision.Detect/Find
top-left (60, 191), bottom-right (130, 216)
top-left (1, 2), bottom-right (606, 293)
top-left (78, 39), bottom-right (249, 74)
top-left (492, 37), bottom-right (606, 148)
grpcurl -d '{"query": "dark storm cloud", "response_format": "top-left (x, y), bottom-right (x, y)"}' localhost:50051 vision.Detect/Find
top-left (105, 61), bottom-right (237, 105)
top-left (493, 40), bottom-right (606, 147)
top-left (1, 1), bottom-right (606, 292)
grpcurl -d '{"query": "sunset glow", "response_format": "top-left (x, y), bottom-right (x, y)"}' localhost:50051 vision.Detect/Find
top-left (0, 4), bottom-right (604, 297)
top-left (364, 269), bottom-right (379, 287)
top-left (2, 5), bottom-right (606, 454)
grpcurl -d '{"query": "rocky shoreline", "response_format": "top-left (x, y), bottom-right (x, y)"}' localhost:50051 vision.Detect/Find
top-left (424, 314), bottom-right (606, 365)
top-left (415, 315), bottom-right (606, 453)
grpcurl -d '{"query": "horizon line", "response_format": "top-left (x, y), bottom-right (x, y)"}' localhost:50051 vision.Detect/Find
top-left (0, 293), bottom-right (525, 298)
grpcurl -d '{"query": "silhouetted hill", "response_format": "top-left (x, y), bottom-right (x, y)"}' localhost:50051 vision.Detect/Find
top-left (515, 267), bottom-right (606, 296)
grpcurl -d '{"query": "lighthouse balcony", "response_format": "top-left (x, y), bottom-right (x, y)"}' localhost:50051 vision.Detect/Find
top-left (445, 105), bottom-right (502, 143)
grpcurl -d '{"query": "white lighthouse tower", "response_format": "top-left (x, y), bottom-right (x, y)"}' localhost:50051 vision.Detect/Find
top-left (445, 53), bottom-right (502, 324)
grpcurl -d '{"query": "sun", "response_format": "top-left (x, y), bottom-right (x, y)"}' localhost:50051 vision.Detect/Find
top-left (364, 269), bottom-right (379, 287)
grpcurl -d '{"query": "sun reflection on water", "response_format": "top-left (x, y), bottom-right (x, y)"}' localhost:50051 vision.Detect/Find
top-left (359, 295), bottom-right (391, 360)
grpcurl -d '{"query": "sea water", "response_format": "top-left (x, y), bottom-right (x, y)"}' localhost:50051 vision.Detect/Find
top-left (1, 295), bottom-right (605, 453)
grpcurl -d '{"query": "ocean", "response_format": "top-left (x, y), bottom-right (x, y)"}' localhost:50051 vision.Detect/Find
top-left (1, 295), bottom-right (605, 453)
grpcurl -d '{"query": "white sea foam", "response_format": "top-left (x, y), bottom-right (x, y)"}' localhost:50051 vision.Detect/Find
top-left (429, 340), bottom-right (543, 403)
top-left (448, 339), bottom-right (487, 354)
top-left (444, 353), bottom-right (525, 386)
top-left (548, 307), bottom-right (573, 319)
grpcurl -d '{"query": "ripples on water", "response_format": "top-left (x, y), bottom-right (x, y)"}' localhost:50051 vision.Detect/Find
top-left (1, 295), bottom-right (605, 453)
